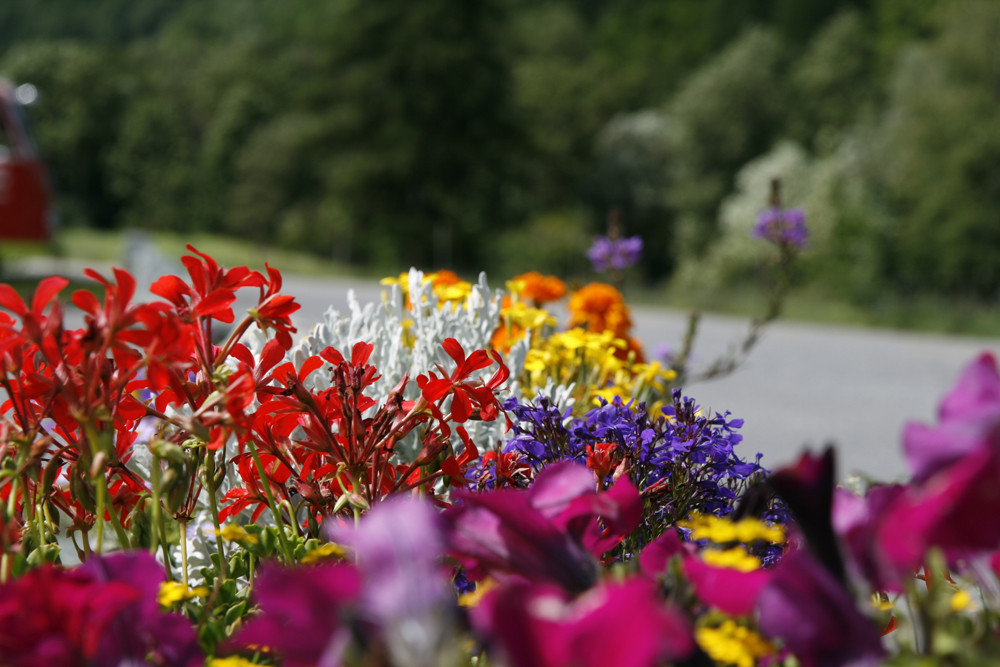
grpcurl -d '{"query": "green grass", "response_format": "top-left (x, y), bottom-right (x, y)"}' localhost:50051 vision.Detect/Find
top-left (1, 227), bottom-right (357, 277)
top-left (636, 281), bottom-right (1000, 338)
top-left (5, 227), bottom-right (1000, 337)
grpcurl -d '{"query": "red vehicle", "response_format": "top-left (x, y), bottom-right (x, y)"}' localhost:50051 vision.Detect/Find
top-left (0, 79), bottom-right (53, 241)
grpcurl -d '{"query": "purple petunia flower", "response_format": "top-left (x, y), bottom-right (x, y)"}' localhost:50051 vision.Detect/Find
top-left (753, 207), bottom-right (808, 248)
top-left (587, 235), bottom-right (643, 272)
top-left (332, 497), bottom-right (459, 667)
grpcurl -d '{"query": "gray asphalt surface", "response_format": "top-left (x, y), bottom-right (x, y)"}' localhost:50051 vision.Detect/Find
top-left (274, 274), bottom-right (997, 482)
top-left (16, 257), bottom-right (998, 482)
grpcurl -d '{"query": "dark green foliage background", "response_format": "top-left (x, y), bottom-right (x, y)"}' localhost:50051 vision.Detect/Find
top-left (3, 0), bottom-right (997, 300)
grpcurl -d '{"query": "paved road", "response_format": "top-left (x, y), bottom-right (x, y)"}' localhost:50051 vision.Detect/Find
top-left (16, 258), bottom-right (998, 482)
top-left (270, 274), bottom-right (998, 482)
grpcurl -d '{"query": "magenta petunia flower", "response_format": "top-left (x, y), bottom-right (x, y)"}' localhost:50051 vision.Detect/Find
top-left (471, 578), bottom-right (694, 667)
top-left (879, 442), bottom-right (1000, 575)
top-left (683, 557), bottom-right (774, 616)
top-left (832, 484), bottom-right (907, 592)
top-left (229, 562), bottom-right (362, 667)
top-left (80, 552), bottom-right (203, 667)
top-left (0, 551), bottom-right (201, 667)
top-left (756, 550), bottom-right (885, 667)
top-left (903, 352), bottom-right (1000, 481)
top-left (445, 462), bottom-right (642, 594)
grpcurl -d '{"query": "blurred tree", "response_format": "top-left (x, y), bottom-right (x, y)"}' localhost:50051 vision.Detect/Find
top-left (668, 27), bottom-right (790, 257)
top-left (870, 0), bottom-right (1000, 296)
top-left (789, 9), bottom-right (877, 151)
top-left (0, 42), bottom-right (125, 227)
top-left (313, 0), bottom-right (529, 270)
top-left (585, 110), bottom-right (680, 281)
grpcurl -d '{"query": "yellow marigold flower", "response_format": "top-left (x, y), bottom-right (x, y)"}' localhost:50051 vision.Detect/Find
top-left (158, 581), bottom-right (210, 608)
top-left (218, 523), bottom-right (258, 545)
top-left (871, 593), bottom-right (894, 612)
top-left (592, 386), bottom-right (629, 405)
top-left (301, 542), bottom-right (348, 564)
top-left (951, 589), bottom-right (973, 612)
top-left (209, 658), bottom-right (261, 667)
top-left (458, 578), bottom-right (497, 607)
top-left (509, 271), bottom-right (567, 304)
top-left (679, 513), bottom-right (786, 545)
top-left (696, 619), bottom-right (774, 667)
top-left (631, 361), bottom-right (677, 391)
top-left (502, 300), bottom-right (556, 330)
top-left (701, 546), bottom-right (762, 572)
top-left (567, 282), bottom-right (633, 338)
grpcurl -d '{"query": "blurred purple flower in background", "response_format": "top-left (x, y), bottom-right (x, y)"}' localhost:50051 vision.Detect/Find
top-left (332, 497), bottom-right (459, 667)
top-left (587, 235), bottom-right (643, 272)
top-left (753, 207), bottom-right (808, 248)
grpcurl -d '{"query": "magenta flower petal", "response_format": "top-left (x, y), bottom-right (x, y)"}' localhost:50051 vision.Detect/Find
top-left (638, 530), bottom-right (690, 579)
top-left (903, 352), bottom-right (1000, 480)
top-left (880, 442), bottom-right (1000, 574)
top-left (447, 462), bottom-right (639, 593)
top-left (939, 352), bottom-right (1000, 421)
top-left (447, 486), bottom-right (599, 593)
top-left (757, 550), bottom-right (884, 667)
top-left (832, 484), bottom-right (907, 591)
top-left (683, 558), bottom-right (773, 616)
top-left (472, 578), bottom-right (694, 667)
top-left (81, 552), bottom-right (202, 667)
top-left (230, 562), bottom-right (362, 667)
top-left (768, 447), bottom-right (845, 584)
top-left (0, 565), bottom-right (139, 666)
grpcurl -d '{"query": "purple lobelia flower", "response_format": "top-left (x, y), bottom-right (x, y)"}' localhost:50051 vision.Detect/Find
top-left (587, 235), bottom-right (643, 272)
top-left (471, 577), bottom-right (695, 667)
top-left (230, 562), bottom-right (362, 667)
top-left (331, 497), bottom-right (459, 667)
top-left (757, 549), bottom-right (885, 667)
top-left (493, 392), bottom-right (771, 551)
top-left (753, 207), bottom-right (808, 248)
top-left (446, 462), bottom-right (641, 594)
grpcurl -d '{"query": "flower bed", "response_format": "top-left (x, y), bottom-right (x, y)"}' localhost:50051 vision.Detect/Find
top-left (1, 244), bottom-right (998, 666)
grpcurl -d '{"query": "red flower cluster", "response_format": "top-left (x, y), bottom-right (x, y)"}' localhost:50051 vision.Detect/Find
top-left (0, 247), bottom-right (509, 566)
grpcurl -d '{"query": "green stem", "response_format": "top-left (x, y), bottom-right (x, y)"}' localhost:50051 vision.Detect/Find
top-left (203, 450), bottom-right (228, 581)
top-left (247, 442), bottom-right (294, 563)
top-left (179, 519), bottom-right (189, 588)
top-left (149, 456), bottom-right (163, 557)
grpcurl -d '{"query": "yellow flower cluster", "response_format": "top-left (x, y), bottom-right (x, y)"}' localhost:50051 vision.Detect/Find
top-left (300, 542), bottom-right (347, 564)
top-left (218, 523), bottom-right (259, 545)
top-left (679, 513), bottom-right (786, 545)
top-left (696, 619), bottom-right (774, 667)
top-left (380, 270), bottom-right (474, 309)
top-left (157, 581), bottom-right (210, 608)
top-left (701, 546), bottom-right (763, 573)
top-left (519, 326), bottom-right (675, 410)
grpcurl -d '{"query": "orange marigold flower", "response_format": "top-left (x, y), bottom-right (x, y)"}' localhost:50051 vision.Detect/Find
top-left (510, 271), bottom-right (567, 304)
top-left (567, 282), bottom-right (633, 339)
